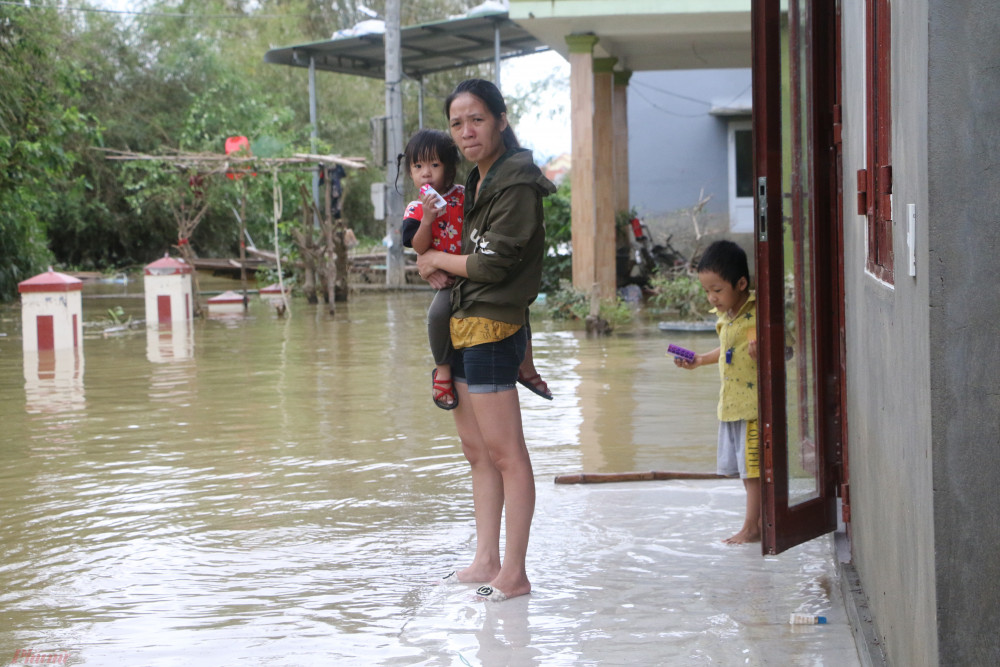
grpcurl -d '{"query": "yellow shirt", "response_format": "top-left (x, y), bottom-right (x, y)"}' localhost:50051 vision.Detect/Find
top-left (715, 292), bottom-right (758, 421)
top-left (450, 316), bottom-right (522, 350)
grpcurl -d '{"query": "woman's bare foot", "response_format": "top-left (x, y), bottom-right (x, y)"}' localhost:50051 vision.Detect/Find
top-left (453, 562), bottom-right (501, 584)
top-left (478, 575), bottom-right (531, 601)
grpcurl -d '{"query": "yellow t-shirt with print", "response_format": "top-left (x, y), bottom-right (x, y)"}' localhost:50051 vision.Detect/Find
top-left (450, 316), bottom-right (522, 350)
top-left (715, 291), bottom-right (758, 422)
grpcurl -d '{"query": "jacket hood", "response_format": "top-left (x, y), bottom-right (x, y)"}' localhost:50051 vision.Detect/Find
top-left (476, 148), bottom-right (557, 203)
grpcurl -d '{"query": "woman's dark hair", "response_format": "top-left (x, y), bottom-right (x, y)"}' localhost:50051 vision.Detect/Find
top-left (444, 78), bottom-right (520, 151)
top-left (394, 129), bottom-right (461, 193)
top-left (696, 240), bottom-right (750, 288)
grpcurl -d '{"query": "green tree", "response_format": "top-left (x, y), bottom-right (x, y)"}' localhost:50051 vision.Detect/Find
top-left (0, 3), bottom-right (97, 299)
top-left (0, 0), bottom-right (552, 300)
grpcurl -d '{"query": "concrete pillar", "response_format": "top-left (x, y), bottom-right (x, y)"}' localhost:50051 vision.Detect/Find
top-left (567, 34), bottom-right (599, 294)
top-left (593, 56), bottom-right (618, 299)
top-left (613, 70), bottom-right (633, 215)
top-left (259, 283), bottom-right (291, 305)
top-left (566, 34), bottom-right (619, 300)
top-left (206, 290), bottom-right (246, 316)
top-left (18, 269), bottom-right (83, 353)
top-left (143, 255), bottom-right (194, 327)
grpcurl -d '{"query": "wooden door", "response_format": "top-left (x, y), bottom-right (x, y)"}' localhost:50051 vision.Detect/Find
top-left (752, 0), bottom-right (846, 555)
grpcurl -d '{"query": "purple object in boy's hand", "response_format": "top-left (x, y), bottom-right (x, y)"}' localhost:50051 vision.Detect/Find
top-left (668, 344), bottom-right (696, 363)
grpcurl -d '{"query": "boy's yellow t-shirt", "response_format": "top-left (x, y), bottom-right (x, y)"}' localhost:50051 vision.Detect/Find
top-left (715, 292), bottom-right (758, 422)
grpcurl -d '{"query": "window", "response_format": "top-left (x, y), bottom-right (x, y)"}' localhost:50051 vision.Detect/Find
top-left (728, 120), bottom-right (754, 233)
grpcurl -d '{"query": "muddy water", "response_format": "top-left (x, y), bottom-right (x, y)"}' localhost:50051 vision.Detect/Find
top-left (0, 286), bottom-right (780, 665)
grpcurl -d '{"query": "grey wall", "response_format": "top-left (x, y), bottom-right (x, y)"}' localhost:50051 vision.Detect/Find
top-left (843, 0), bottom-right (1000, 664)
top-left (926, 0), bottom-right (1000, 663)
top-left (627, 69), bottom-right (751, 223)
top-left (840, 1), bottom-right (937, 665)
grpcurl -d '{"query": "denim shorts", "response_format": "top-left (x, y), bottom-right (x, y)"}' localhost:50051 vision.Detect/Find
top-left (450, 325), bottom-right (527, 394)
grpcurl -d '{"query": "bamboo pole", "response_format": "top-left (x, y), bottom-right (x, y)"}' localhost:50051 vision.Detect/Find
top-left (553, 471), bottom-right (726, 485)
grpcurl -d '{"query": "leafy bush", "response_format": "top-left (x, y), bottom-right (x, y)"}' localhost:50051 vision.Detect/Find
top-left (647, 272), bottom-right (712, 321)
top-left (541, 179), bottom-right (572, 293)
top-left (536, 280), bottom-right (635, 330)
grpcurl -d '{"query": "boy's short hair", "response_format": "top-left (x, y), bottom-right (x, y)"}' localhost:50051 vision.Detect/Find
top-left (697, 240), bottom-right (750, 288)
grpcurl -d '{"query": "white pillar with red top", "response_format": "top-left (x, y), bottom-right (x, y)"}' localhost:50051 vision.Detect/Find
top-left (18, 268), bottom-right (84, 352)
top-left (143, 255), bottom-right (194, 327)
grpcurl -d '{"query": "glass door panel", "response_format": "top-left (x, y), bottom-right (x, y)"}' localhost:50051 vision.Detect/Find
top-left (753, 0), bottom-right (842, 555)
top-left (785, 0), bottom-right (821, 505)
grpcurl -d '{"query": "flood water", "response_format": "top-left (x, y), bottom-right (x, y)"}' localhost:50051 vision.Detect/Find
top-left (0, 283), bottom-right (857, 666)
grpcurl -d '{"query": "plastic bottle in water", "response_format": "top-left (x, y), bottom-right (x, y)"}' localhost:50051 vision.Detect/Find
top-left (789, 613), bottom-right (827, 625)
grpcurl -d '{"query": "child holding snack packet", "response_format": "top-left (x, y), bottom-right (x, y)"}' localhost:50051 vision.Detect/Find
top-left (399, 129), bottom-right (551, 410)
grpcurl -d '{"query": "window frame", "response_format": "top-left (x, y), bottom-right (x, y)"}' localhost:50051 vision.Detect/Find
top-left (728, 119), bottom-right (755, 233)
top-left (863, 0), bottom-right (893, 282)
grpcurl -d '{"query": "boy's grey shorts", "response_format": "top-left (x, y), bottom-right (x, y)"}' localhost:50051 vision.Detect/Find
top-left (718, 419), bottom-right (751, 479)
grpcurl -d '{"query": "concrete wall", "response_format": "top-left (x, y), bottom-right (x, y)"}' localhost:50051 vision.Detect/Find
top-left (843, 0), bottom-right (1000, 663)
top-left (840, 1), bottom-right (937, 664)
top-left (627, 68), bottom-right (751, 224)
top-left (926, 0), bottom-right (1000, 663)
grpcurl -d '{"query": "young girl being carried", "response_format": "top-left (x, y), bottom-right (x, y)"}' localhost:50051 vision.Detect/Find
top-left (399, 129), bottom-right (553, 410)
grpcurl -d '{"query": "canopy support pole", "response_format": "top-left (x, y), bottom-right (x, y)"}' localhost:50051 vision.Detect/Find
top-left (494, 23), bottom-right (502, 89)
top-left (309, 56), bottom-right (320, 226)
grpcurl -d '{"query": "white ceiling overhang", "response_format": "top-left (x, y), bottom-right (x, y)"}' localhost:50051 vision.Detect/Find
top-left (508, 1), bottom-right (753, 71)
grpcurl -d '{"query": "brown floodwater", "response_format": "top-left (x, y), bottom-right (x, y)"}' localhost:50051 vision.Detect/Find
top-left (0, 282), bottom-right (814, 665)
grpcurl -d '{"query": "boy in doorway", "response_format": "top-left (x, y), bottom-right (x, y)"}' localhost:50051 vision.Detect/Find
top-left (674, 240), bottom-right (760, 544)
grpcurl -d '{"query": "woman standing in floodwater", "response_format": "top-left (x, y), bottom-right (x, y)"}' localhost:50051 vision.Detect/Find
top-left (416, 79), bottom-right (556, 602)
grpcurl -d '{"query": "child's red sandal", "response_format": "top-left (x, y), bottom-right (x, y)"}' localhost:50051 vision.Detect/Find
top-left (432, 369), bottom-right (458, 410)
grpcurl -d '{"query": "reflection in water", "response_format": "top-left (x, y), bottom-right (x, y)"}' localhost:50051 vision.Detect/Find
top-left (0, 292), bottom-right (854, 665)
top-left (22, 348), bottom-right (85, 414)
top-left (146, 322), bottom-right (195, 363)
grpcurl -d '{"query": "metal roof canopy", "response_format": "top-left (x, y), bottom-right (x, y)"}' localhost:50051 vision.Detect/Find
top-left (263, 11), bottom-right (549, 80)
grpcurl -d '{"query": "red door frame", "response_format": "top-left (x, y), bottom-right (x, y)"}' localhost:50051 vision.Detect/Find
top-left (752, 0), bottom-right (846, 555)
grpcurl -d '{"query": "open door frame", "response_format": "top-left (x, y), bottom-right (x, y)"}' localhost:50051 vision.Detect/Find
top-left (752, 0), bottom-right (846, 555)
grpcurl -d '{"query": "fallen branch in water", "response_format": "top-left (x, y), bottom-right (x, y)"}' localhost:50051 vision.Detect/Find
top-left (554, 471), bottom-right (726, 485)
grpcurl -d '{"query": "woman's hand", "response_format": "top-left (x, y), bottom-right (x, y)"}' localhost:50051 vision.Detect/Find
top-left (416, 249), bottom-right (443, 280)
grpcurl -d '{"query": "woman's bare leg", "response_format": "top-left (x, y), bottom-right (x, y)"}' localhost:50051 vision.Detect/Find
top-left (450, 381), bottom-right (502, 582)
top-left (468, 388), bottom-right (534, 599)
